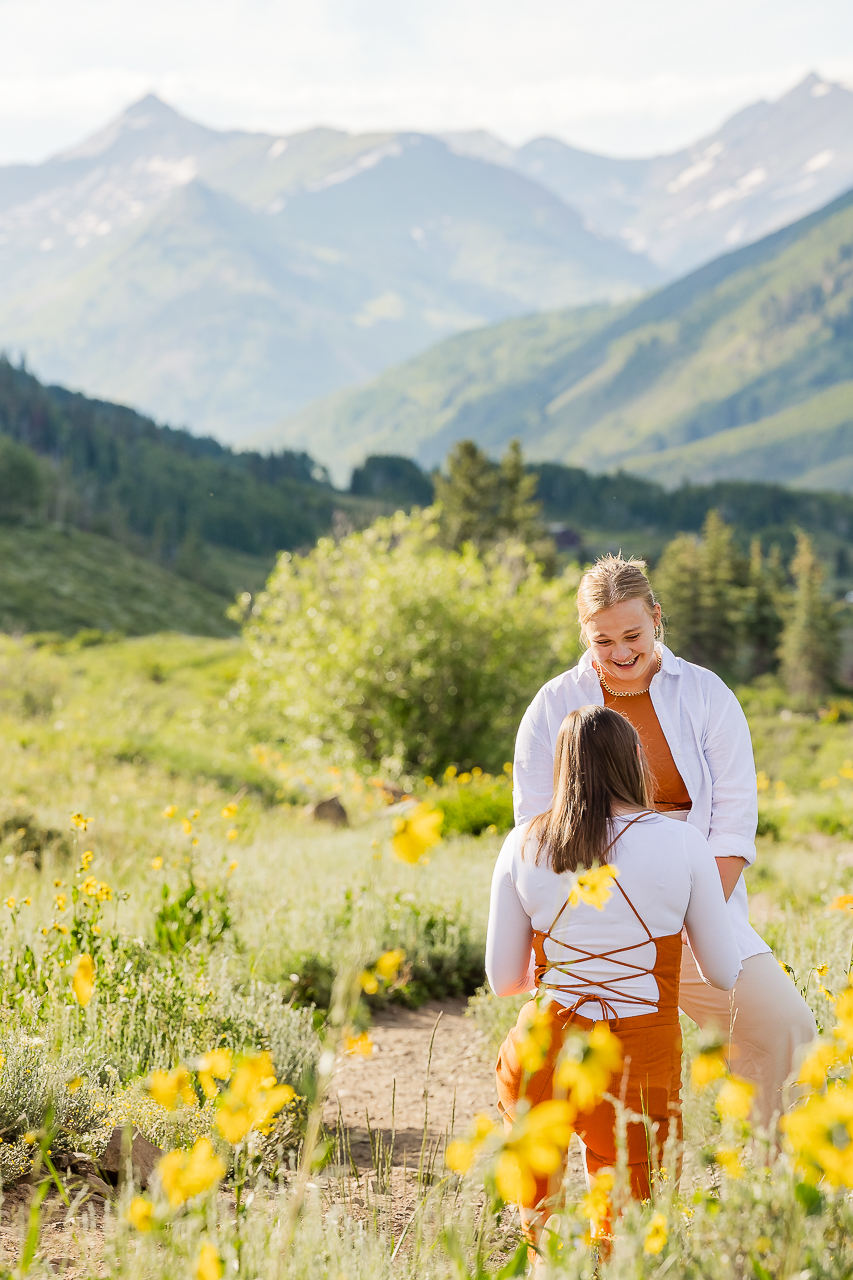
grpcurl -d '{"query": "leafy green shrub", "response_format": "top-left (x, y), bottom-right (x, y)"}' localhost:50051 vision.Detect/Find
top-left (428, 767), bottom-right (514, 836)
top-left (153, 876), bottom-right (232, 953)
top-left (757, 809), bottom-right (782, 841)
top-left (240, 509), bottom-right (580, 774)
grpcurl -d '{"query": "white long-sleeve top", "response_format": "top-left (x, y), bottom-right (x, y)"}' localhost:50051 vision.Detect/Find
top-left (486, 814), bottom-right (742, 1017)
top-left (513, 643), bottom-right (769, 963)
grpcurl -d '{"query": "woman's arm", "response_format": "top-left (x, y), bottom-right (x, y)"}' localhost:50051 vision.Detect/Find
top-left (683, 830), bottom-right (742, 990)
top-left (486, 835), bottom-right (536, 995)
top-left (513, 695), bottom-right (557, 825)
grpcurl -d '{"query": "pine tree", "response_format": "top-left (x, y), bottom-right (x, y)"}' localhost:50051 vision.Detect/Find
top-left (498, 440), bottom-right (542, 542)
top-left (739, 540), bottom-right (784, 679)
top-left (779, 532), bottom-right (839, 703)
top-left (433, 440), bottom-right (501, 549)
top-left (653, 532), bottom-right (705, 662)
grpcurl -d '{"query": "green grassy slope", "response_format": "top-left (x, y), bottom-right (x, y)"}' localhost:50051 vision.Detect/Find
top-left (0, 527), bottom-right (235, 636)
top-left (267, 186), bottom-right (853, 490)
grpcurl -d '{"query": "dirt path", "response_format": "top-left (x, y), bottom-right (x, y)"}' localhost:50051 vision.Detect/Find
top-left (324, 998), bottom-right (586, 1191)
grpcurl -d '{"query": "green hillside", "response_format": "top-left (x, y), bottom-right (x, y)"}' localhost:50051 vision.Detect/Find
top-left (0, 526), bottom-right (235, 636)
top-left (266, 187), bottom-right (853, 491)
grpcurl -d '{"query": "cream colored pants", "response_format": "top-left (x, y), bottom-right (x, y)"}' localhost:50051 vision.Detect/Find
top-left (679, 945), bottom-right (817, 1126)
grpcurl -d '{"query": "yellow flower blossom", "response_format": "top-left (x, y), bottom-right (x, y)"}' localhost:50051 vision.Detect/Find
top-left (54, 894), bottom-right (67, 911)
top-left (375, 948), bottom-right (406, 982)
top-left (196, 1242), bottom-right (223, 1280)
top-left (221, 803), bottom-right (238, 819)
top-left (66, 1075), bottom-right (84, 1093)
top-left (830, 895), bottom-right (853, 912)
top-left (151, 857), bottom-right (163, 870)
top-left (494, 1100), bottom-right (575, 1203)
top-left (392, 804), bottom-right (443, 864)
top-left (147, 1066), bottom-right (195, 1110)
top-left (227, 829), bottom-right (238, 841)
top-left (215, 1051), bottom-right (295, 1144)
top-left (446, 1112), bottom-right (496, 1173)
top-left (182, 819), bottom-right (193, 835)
top-left (690, 1047), bottom-right (727, 1091)
top-left (72, 954), bottom-right (95, 1007)
top-left (359, 970), bottom-right (379, 995)
top-left (715, 1146), bottom-right (744, 1178)
top-left (644, 1212), bottom-right (668, 1254)
top-left (799, 1040), bottom-right (840, 1090)
top-left (70, 813), bottom-right (91, 830)
top-left (197, 1049), bottom-right (233, 1100)
top-left (22, 1132), bottom-right (36, 1145)
top-left (345, 1032), bottom-right (374, 1058)
top-left (127, 1196), bottom-right (154, 1231)
top-left (579, 1169), bottom-right (613, 1238)
top-left (515, 1003), bottom-right (553, 1074)
top-left (163, 806), bottom-right (176, 819)
top-left (80, 876), bottom-right (99, 896)
top-left (156, 1137), bottom-right (225, 1207)
top-left (782, 1082), bottom-right (853, 1187)
top-left (80, 850), bottom-right (93, 869)
top-left (716, 1076), bottom-right (755, 1122)
top-left (555, 1023), bottom-right (622, 1112)
top-left (189, 809), bottom-right (200, 820)
top-left (226, 860), bottom-right (238, 876)
top-left (4, 897), bottom-right (14, 910)
top-left (567, 864), bottom-right (619, 910)
top-left (21, 897), bottom-right (30, 907)
top-left (834, 988), bottom-right (853, 1052)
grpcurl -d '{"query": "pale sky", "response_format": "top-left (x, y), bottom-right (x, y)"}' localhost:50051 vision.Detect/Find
top-left (1, 0), bottom-right (852, 164)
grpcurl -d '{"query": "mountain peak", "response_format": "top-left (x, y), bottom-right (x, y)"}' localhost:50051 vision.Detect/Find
top-left (55, 93), bottom-right (220, 164)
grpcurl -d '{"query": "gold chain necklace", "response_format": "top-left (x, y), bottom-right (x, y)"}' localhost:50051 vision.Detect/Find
top-left (596, 651), bottom-right (661, 698)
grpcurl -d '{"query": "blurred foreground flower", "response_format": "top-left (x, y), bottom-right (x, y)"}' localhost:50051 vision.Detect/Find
top-left (644, 1212), bottom-right (668, 1254)
top-left (157, 1136), bottom-right (225, 1207)
top-left (375, 948), bottom-right (406, 981)
top-left (715, 1146), bottom-right (744, 1179)
top-left (716, 1076), bottom-right (755, 1122)
top-left (494, 1099), bottom-right (574, 1203)
top-left (830, 895), bottom-right (853, 913)
top-left (127, 1195), bottom-right (154, 1232)
top-left (782, 1082), bottom-right (853, 1187)
top-left (392, 803), bottom-right (442, 864)
top-left (345, 1032), bottom-right (374, 1058)
top-left (72, 954), bottom-right (95, 1007)
top-left (197, 1049), bottom-right (233, 1100)
top-left (215, 1051), bottom-right (294, 1144)
top-left (446, 1113), bottom-right (496, 1174)
top-left (196, 1243), bottom-right (223, 1280)
top-left (147, 1066), bottom-right (195, 1110)
top-left (515, 1003), bottom-right (553, 1074)
top-left (70, 812), bottom-right (91, 830)
top-left (579, 1169), bottom-right (613, 1241)
top-left (568, 864), bottom-right (619, 910)
top-left (798, 1041), bottom-right (840, 1090)
top-left (691, 1046), bottom-right (727, 1091)
top-left (555, 1023), bottom-right (622, 1112)
top-left (162, 806), bottom-right (176, 819)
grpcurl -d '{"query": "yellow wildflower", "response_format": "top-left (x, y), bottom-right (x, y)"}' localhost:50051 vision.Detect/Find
top-left (227, 829), bottom-right (238, 841)
top-left (54, 894), bottom-right (67, 911)
top-left (215, 1051), bottom-right (295, 1144)
top-left (80, 876), bottom-right (99, 896)
top-left (182, 819), bottom-right (193, 835)
top-left (21, 897), bottom-right (30, 907)
top-left (834, 988), bottom-right (853, 1052)
top-left (226, 860), bottom-right (238, 875)
top-left (95, 881), bottom-right (112, 902)
top-left (151, 857), bottom-right (163, 870)
top-left (579, 1169), bottom-right (613, 1239)
top-left (147, 1066), bottom-right (195, 1110)
top-left (156, 1137), bottom-right (225, 1207)
top-left (22, 1132), bottom-right (36, 1145)
top-left (392, 803), bottom-right (443, 864)
top-left (127, 1196), bottom-right (154, 1231)
top-left (494, 1099), bottom-right (575, 1203)
top-left (162, 806), bottom-right (176, 819)
top-left (446, 1112), bottom-right (496, 1174)
top-left (515, 1003), bottom-right (553, 1074)
top-left (345, 1032), bottom-right (374, 1058)
top-left (830, 895), bottom-right (853, 912)
top-left (375, 948), bottom-right (406, 982)
top-left (196, 1243), bottom-right (223, 1280)
top-left (359, 970), bottom-right (379, 995)
top-left (567, 864), bottom-right (619, 910)
top-left (716, 1076), bottom-right (755, 1122)
top-left (197, 1049), bottom-right (233, 1100)
top-left (555, 1023), bottom-right (622, 1112)
top-left (80, 850), bottom-right (93, 869)
top-left (799, 1040), bottom-right (839, 1090)
top-left (715, 1146), bottom-right (744, 1178)
top-left (690, 1048), bottom-right (727, 1091)
top-left (70, 813), bottom-right (91, 830)
top-left (644, 1212), bottom-right (668, 1254)
top-left (189, 809), bottom-right (200, 820)
top-left (221, 803), bottom-right (238, 819)
top-left (72, 954), bottom-right (95, 1007)
top-left (4, 897), bottom-right (14, 910)
top-left (782, 1082), bottom-right (853, 1187)
top-left (66, 1075), bottom-right (84, 1093)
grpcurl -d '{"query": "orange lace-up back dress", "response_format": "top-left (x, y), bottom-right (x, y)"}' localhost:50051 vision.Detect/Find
top-left (495, 817), bottom-right (684, 1210)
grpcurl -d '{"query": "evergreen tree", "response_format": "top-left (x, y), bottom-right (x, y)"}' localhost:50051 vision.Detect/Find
top-left (739, 540), bottom-right (784, 678)
top-left (498, 440), bottom-right (542, 543)
top-left (779, 532), bottom-right (839, 703)
top-left (653, 531), bottom-right (706, 663)
top-left (434, 440), bottom-right (501, 548)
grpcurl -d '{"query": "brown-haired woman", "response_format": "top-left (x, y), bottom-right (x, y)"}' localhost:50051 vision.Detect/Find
top-left (487, 705), bottom-right (740, 1243)
top-left (513, 553), bottom-right (816, 1126)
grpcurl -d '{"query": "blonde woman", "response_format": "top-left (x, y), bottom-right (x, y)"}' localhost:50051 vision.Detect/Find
top-left (513, 554), bottom-right (816, 1125)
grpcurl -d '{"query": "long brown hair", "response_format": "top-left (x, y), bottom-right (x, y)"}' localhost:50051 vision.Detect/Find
top-left (529, 705), bottom-right (653, 874)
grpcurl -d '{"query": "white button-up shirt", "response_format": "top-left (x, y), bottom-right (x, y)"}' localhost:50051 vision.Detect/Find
top-left (513, 644), bottom-right (769, 962)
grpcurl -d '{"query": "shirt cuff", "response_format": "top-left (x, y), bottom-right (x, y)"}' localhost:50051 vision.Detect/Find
top-left (707, 834), bottom-right (757, 866)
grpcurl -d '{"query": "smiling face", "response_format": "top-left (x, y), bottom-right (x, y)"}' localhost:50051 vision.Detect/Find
top-left (583, 598), bottom-right (661, 686)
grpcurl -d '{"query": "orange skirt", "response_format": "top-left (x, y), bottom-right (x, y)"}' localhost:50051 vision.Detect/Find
top-left (495, 997), bottom-right (682, 1206)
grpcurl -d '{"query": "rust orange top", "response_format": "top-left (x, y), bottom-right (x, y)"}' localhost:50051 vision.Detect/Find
top-left (597, 663), bottom-right (692, 813)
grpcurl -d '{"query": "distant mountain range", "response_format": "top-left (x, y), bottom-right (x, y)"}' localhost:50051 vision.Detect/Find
top-left (265, 183), bottom-right (853, 491)
top-left (0, 97), bottom-right (659, 443)
top-left (1, 75), bottom-right (852, 444)
top-left (445, 73), bottom-right (853, 275)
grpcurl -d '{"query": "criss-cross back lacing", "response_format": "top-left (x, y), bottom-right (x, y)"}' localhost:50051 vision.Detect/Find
top-left (536, 812), bottom-right (661, 1027)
